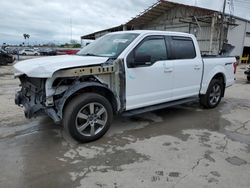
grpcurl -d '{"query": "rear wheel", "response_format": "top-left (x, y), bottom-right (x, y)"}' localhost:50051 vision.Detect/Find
top-left (22, 53), bottom-right (26, 56)
top-left (200, 79), bottom-right (224, 108)
top-left (63, 93), bottom-right (113, 143)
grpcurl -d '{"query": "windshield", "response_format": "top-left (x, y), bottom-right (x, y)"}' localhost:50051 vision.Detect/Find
top-left (77, 33), bottom-right (139, 58)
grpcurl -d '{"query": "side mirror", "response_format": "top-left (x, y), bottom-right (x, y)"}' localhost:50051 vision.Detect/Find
top-left (134, 53), bottom-right (151, 66)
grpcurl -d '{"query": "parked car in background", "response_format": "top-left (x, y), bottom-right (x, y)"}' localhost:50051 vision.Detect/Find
top-left (244, 64), bottom-right (250, 81)
top-left (14, 31), bottom-right (235, 142)
top-left (3, 47), bottom-right (17, 55)
top-left (56, 49), bottom-right (79, 55)
top-left (19, 49), bottom-right (40, 56)
top-left (0, 49), bottom-right (15, 65)
top-left (39, 48), bottom-right (57, 56)
top-left (10, 48), bottom-right (19, 55)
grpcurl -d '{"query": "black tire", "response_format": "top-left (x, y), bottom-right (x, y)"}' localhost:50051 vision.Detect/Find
top-left (22, 53), bottom-right (26, 56)
top-left (200, 79), bottom-right (224, 109)
top-left (0, 62), bottom-right (7, 65)
top-left (63, 93), bottom-right (113, 143)
top-left (34, 53), bottom-right (38, 56)
top-left (247, 76), bottom-right (250, 82)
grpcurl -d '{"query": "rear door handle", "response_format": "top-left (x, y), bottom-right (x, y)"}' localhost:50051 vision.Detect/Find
top-left (194, 65), bottom-right (201, 70)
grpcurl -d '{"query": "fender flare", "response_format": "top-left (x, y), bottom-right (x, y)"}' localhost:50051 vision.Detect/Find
top-left (55, 81), bottom-right (117, 118)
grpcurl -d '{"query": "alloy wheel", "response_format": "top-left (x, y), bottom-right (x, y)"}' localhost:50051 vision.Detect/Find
top-left (75, 102), bottom-right (108, 137)
top-left (209, 84), bottom-right (221, 106)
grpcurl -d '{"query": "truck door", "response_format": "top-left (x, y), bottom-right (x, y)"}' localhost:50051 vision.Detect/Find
top-left (168, 36), bottom-right (202, 100)
top-left (125, 36), bottom-right (173, 110)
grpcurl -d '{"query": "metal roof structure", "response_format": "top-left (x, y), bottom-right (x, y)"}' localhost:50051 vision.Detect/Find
top-left (81, 0), bottom-right (238, 40)
top-left (126, 0), bottom-right (220, 27)
top-left (127, 0), bottom-right (184, 27)
top-left (81, 25), bottom-right (124, 40)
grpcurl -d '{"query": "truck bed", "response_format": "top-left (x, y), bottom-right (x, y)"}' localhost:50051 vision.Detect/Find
top-left (200, 57), bottom-right (235, 94)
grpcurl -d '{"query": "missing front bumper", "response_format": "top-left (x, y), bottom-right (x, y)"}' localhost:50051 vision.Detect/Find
top-left (15, 91), bottom-right (61, 123)
top-left (15, 91), bottom-right (43, 118)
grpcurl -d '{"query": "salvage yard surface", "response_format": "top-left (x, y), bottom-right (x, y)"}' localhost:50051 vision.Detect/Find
top-left (0, 62), bottom-right (250, 188)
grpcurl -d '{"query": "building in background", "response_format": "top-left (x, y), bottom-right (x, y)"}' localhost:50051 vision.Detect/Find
top-left (81, 0), bottom-right (250, 57)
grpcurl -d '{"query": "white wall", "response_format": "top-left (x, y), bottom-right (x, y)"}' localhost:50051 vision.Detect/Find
top-left (244, 37), bottom-right (250, 47)
top-left (168, 0), bottom-right (250, 22)
top-left (140, 6), bottom-right (220, 54)
top-left (244, 23), bottom-right (250, 47)
top-left (227, 19), bottom-right (247, 56)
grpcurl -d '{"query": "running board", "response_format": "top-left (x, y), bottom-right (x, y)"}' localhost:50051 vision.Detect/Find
top-left (122, 97), bottom-right (198, 117)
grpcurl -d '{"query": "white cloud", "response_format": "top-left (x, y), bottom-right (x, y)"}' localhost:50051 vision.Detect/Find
top-left (1, 0), bottom-right (249, 45)
top-left (0, 0), bottom-right (156, 44)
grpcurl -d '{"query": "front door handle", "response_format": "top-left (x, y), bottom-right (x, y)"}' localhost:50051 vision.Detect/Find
top-left (164, 67), bottom-right (173, 73)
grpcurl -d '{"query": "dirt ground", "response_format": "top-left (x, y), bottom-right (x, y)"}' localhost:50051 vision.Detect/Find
top-left (0, 62), bottom-right (250, 188)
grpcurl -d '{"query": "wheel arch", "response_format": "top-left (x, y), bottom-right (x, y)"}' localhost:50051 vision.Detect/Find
top-left (211, 73), bottom-right (226, 97)
top-left (212, 72), bottom-right (225, 83)
top-left (56, 82), bottom-right (118, 119)
top-left (200, 72), bottom-right (226, 97)
top-left (200, 65), bottom-right (227, 95)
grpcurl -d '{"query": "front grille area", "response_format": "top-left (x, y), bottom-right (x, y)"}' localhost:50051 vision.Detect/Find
top-left (15, 76), bottom-right (46, 118)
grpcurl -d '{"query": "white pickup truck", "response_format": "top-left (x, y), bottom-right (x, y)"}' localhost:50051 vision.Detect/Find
top-left (14, 31), bottom-right (235, 142)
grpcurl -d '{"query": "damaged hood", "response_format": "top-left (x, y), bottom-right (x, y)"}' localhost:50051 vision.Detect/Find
top-left (14, 55), bottom-right (109, 78)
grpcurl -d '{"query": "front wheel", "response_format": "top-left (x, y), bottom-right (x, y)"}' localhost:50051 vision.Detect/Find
top-left (247, 76), bottom-right (250, 82)
top-left (200, 79), bottom-right (224, 108)
top-left (63, 93), bottom-right (113, 143)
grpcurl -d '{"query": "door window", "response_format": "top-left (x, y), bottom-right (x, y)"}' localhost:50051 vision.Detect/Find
top-left (127, 36), bottom-right (167, 67)
top-left (169, 37), bottom-right (196, 59)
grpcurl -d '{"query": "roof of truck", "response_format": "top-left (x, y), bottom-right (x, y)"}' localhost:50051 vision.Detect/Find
top-left (106, 30), bottom-right (194, 37)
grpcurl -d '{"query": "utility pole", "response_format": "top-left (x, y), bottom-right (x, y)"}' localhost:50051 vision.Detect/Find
top-left (219, 0), bottom-right (227, 54)
top-left (70, 17), bottom-right (72, 43)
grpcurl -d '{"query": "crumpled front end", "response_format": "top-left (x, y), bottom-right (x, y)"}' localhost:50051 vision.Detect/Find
top-left (14, 58), bottom-right (124, 123)
top-left (15, 76), bottom-right (47, 119)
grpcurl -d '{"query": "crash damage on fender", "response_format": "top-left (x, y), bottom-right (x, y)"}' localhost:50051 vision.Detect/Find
top-left (14, 57), bottom-right (126, 123)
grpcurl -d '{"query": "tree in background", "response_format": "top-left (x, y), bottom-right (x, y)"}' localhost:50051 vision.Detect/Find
top-left (23, 34), bottom-right (30, 46)
top-left (60, 40), bottom-right (81, 48)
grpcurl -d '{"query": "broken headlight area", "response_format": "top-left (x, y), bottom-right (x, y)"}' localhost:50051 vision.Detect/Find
top-left (15, 75), bottom-right (46, 118)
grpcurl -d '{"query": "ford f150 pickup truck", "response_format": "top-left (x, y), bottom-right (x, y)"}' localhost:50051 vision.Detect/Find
top-left (14, 31), bottom-right (235, 142)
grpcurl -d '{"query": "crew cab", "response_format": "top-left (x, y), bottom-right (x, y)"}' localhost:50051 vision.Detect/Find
top-left (14, 31), bottom-right (235, 142)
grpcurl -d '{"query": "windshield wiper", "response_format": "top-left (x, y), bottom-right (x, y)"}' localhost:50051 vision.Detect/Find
top-left (81, 53), bottom-right (98, 56)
